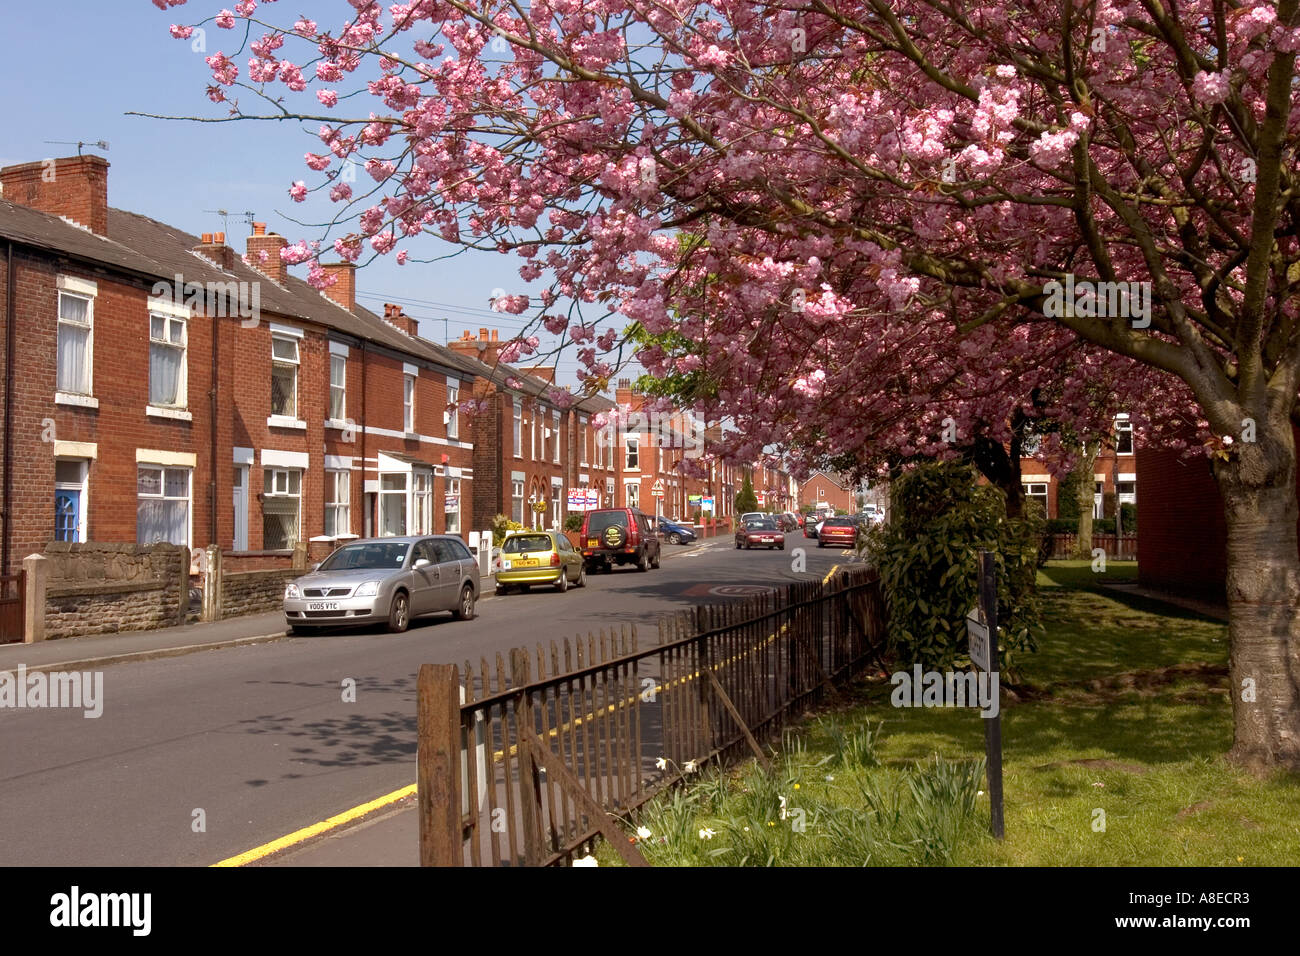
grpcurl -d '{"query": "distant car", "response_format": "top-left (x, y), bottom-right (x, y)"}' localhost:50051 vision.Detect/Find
top-left (496, 530), bottom-right (585, 595)
top-left (818, 517), bottom-right (859, 549)
top-left (775, 513), bottom-right (799, 533)
top-left (735, 516), bottom-right (785, 550)
top-left (580, 507), bottom-right (662, 572)
top-left (740, 512), bottom-right (767, 525)
top-left (862, 504), bottom-right (885, 525)
top-left (283, 536), bottom-right (479, 634)
top-left (657, 517), bottom-right (697, 545)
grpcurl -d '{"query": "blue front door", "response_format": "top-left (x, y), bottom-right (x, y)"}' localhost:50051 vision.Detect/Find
top-left (55, 490), bottom-right (80, 542)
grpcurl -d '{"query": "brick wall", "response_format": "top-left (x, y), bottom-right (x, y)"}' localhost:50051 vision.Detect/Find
top-left (1137, 430), bottom-right (1300, 601)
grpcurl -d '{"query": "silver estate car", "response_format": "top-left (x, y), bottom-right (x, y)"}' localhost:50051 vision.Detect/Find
top-left (283, 536), bottom-right (480, 634)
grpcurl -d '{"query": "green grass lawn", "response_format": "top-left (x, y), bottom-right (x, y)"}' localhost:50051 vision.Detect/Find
top-left (594, 561), bottom-right (1300, 866)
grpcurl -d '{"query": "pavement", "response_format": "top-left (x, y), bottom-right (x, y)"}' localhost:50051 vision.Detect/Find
top-left (0, 531), bottom-right (757, 867)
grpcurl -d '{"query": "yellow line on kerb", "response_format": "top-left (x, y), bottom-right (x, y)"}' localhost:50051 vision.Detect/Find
top-left (215, 563), bottom-right (843, 866)
top-left (211, 783), bottom-right (416, 867)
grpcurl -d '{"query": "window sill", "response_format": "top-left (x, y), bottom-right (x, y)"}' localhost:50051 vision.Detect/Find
top-left (267, 415), bottom-right (307, 430)
top-left (55, 392), bottom-right (98, 409)
top-left (404, 431), bottom-right (420, 441)
top-left (325, 418), bottom-right (351, 431)
top-left (147, 405), bottom-right (193, 421)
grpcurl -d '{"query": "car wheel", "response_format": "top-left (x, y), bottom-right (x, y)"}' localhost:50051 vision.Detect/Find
top-left (556, 569), bottom-right (569, 593)
top-left (387, 591), bottom-right (410, 633)
top-left (495, 584), bottom-right (511, 596)
top-left (453, 584), bottom-right (476, 620)
top-left (576, 564), bottom-right (586, 588)
top-left (735, 541), bottom-right (741, 549)
top-left (780, 544), bottom-right (786, 551)
top-left (651, 548), bottom-right (661, 569)
top-left (637, 551), bottom-right (649, 572)
top-left (668, 533), bottom-right (681, 545)
top-left (818, 541), bottom-right (825, 548)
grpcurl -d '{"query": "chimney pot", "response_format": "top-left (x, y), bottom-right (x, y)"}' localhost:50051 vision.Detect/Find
top-left (479, 328), bottom-right (489, 339)
top-left (214, 231), bottom-right (225, 244)
top-left (252, 222), bottom-right (266, 236)
top-left (491, 330), bottom-right (498, 341)
top-left (202, 233), bottom-right (213, 244)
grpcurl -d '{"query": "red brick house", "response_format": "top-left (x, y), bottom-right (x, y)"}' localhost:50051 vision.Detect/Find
top-left (1136, 425), bottom-right (1300, 602)
top-left (1020, 416), bottom-right (1138, 519)
top-left (799, 471), bottom-right (855, 514)
top-left (0, 155), bottom-right (480, 577)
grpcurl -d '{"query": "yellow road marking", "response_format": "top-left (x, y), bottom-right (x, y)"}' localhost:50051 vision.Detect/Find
top-left (211, 783), bottom-right (416, 867)
top-left (218, 563), bottom-right (845, 865)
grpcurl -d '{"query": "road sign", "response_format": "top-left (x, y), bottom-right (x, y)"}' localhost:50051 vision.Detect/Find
top-left (651, 480), bottom-right (665, 496)
top-left (966, 609), bottom-right (991, 672)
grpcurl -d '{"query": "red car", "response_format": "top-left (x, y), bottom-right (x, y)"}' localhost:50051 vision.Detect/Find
top-left (817, 517), bottom-right (859, 549)
top-left (735, 517), bottom-right (785, 550)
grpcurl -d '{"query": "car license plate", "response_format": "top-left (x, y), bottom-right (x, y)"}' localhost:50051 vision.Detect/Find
top-left (514, 559), bottom-right (540, 567)
top-left (307, 602), bottom-right (339, 611)
top-left (587, 539), bottom-right (599, 547)
top-left (762, 537), bottom-right (773, 543)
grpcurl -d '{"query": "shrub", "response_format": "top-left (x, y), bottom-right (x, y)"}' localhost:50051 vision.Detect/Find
top-left (1120, 501), bottom-right (1137, 534)
top-left (563, 513), bottom-right (584, 532)
top-left (491, 513), bottom-right (525, 547)
top-left (863, 461), bottom-right (1043, 672)
top-left (734, 473), bottom-right (759, 514)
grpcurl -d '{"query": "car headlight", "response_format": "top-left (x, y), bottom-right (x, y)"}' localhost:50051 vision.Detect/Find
top-left (284, 583), bottom-right (300, 599)
top-left (354, 581), bottom-right (381, 597)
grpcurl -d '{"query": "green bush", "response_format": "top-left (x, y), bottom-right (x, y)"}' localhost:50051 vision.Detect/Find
top-left (1120, 502), bottom-right (1136, 534)
top-left (1055, 470), bottom-right (1082, 525)
top-left (491, 513), bottom-right (526, 547)
top-left (864, 461), bottom-right (1043, 672)
top-left (1046, 518), bottom-right (1078, 535)
top-left (735, 473), bottom-right (759, 514)
top-left (563, 513), bottom-right (584, 532)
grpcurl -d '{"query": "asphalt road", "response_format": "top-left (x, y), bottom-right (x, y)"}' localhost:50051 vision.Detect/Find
top-left (0, 535), bottom-right (846, 865)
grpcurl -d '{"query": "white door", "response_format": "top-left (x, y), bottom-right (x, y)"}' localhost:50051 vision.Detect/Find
top-left (233, 466), bottom-right (248, 551)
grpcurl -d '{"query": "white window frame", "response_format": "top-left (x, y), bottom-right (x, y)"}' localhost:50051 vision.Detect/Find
top-left (446, 383), bottom-right (459, 440)
top-left (1114, 414), bottom-right (1134, 456)
top-left (445, 477), bottom-right (462, 534)
top-left (262, 467), bottom-right (302, 551)
top-left (329, 354), bottom-right (347, 423)
top-left (513, 402), bottom-right (523, 458)
top-left (413, 469), bottom-right (433, 534)
top-left (325, 468), bottom-right (350, 538)
top-left (136, 463), bottom-right (193, 548)
top-left (404, 373), bottom-right (417, 434)
top-left (580, 417), bottom-right (589, 466)
top-left (553, 410), bottom-right (562, 463)
top-left (147, 309), bottom-right (188, 410)
top-left (54, 458), bottom-right (89, 543)
top-left (270, 333), bottom-right (300, 421)
top-left (625, 481), bottom-right (640, 510)
top-left (56, 284), bottom-right (94, 399)
top-left (626, 436), bottom-right (640, 471)
top-left (512, 479), bottom-right (525, 524)
top-left (379, 472), bottom-right (409, 537)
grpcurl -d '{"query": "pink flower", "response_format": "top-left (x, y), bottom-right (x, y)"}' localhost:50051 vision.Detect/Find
top-left (215, 10), bottom-right (236, 29)
top-left (396, 250), bottom-right (408, 265)
top-left (329, 183), bottom-right (353, 202)
top-left (169, 25), bottom-right (194, 39)
top-left (316, 89), bottom-right (339, 107)
top-left (288, 181), bottom-right (308, 202)
top-left (305, 153), bottom-right (331, 171)
top-left (1191, 71), bottom-right (1231, 105)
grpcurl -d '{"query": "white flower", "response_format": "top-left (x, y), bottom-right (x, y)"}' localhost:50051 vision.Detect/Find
top-left (572, 855), bottom-right (599, 867)
top-left (977, 790), bottom-right (984, 796)
top-left (684, 759), bottom-right (698, 774)
top-left (825, 775), bottom-right (835, 782)
top-left (635, 826), bottom-right (652, 839)
top-left (655, 756), bottom-right (668, 771)
top-left (698, 827), bottom-right (715, 840)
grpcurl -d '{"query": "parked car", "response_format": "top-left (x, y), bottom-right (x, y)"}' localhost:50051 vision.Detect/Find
top-left (804, 515), bottom-right (821, 538)
top-left (862, 504), bottom-right (885, 525)
top-left (776, 512), bottom-right (799, 533)
top-left (283, 536), bottom-right (479, 635)
top-left (580, 507), bottom-right (662, 572)
top-left (817, 516), bottom-right (859, 549)
top-left (740, 512), bottom-right (768, 525)
top-left (495, 530), bottom-right (585, 595)
top-left (657, 517), bottom-right (697, 545)
top-left (735, 516), bottom-right (785, 550)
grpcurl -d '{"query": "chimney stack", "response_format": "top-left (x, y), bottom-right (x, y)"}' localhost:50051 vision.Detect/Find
top-left (0, 155), bottom-right (111, 236)
top-left (320, 262), bottom-right (356, 312)
top-left (382, 302), bottom-right (419, 337)
top-left (449, 326), bottom-right (506, 367)
top-left (245, 222), bottom-right (287, 283)
top-left (193, 232), bottom-right (237, 271)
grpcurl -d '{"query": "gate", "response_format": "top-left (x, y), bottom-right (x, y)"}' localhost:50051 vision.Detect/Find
top-left (0, 570), bottom-right (24, 643)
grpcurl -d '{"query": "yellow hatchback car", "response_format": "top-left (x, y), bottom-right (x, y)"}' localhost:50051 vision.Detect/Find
top-left (495, 530), bottom-right (586, 595)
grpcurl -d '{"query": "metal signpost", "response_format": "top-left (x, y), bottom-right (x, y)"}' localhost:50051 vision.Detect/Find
top-left (966, 550), bottom-right (1005, 839)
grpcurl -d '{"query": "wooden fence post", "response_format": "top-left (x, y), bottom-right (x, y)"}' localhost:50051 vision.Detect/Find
top-left (418, 663), bottom-right (462, 866)
top-left (511, 648), bottom-right (545, 865)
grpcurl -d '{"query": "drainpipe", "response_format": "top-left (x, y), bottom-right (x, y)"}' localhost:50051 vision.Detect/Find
top-left (360, 339), bottom-right (368, 535)
top-left (209, 312), bottom-right (220, 545)
top-left (2, 241), bottom-right (14, 575)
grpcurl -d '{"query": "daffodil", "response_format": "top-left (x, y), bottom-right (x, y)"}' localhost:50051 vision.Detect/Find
top-left (793, 783), bottom-right (800, 790)
top-left (699, 827), bottom-right (715, 840)
top-left (636, 826), bottom-right (652, 839)
top-left (573, 855), bottom-right (599, 867)
top-left (684, 759), bottom-right (698, 773)
top-left (655, 756), bottom-right (668, 771)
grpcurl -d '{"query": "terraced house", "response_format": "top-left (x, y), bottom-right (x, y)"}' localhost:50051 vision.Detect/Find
top-left (0, 155), bottom-right (478, 582)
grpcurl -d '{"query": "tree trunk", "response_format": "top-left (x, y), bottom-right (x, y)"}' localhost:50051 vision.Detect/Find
top-left (1072, 443), bottom-right (1100, 559)
top-left (1214, 427), bottom-right (1300, 771)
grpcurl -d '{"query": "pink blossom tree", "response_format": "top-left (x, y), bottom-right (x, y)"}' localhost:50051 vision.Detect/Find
top-left (153, 0), bottom-right (1300, 769)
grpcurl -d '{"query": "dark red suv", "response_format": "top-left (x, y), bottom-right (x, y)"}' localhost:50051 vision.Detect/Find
top-left (580, 508), bottom-right (662, 573)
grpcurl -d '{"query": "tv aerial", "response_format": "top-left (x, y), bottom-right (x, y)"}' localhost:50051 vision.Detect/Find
top-left (202, 208), bottom-right (258, 235)
top-left (43, 140), bottom-right (110, 156)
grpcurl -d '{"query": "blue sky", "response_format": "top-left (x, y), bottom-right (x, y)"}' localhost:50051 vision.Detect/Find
top-left (0, 0), bottom-right (596, 383)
